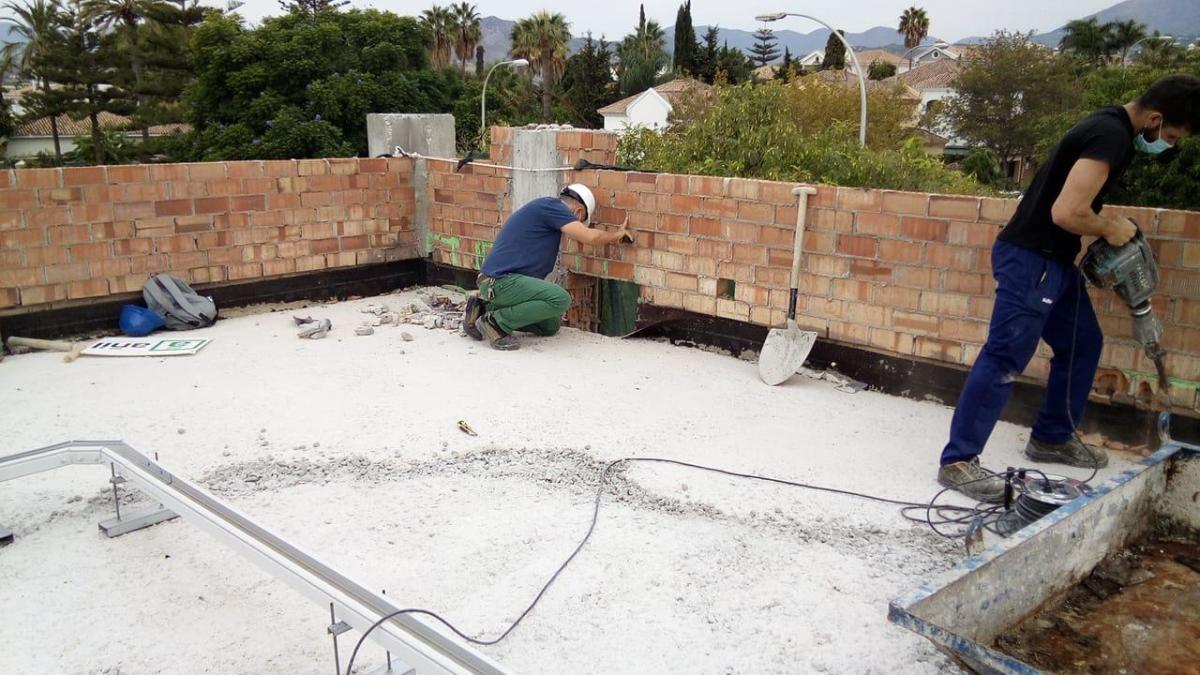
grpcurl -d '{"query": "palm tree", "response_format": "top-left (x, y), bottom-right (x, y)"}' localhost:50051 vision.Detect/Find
top-left (420, 5), bottom-right (455, 69)
top-left (510, 10), bottom-right (570, 122)
top-left (898, 6), bottom-right (929, 70)
top-left (80, 0), bottom-right (163, 140)
top-left (1060, 18), bottom-right (1116, 66)
top-left (1110, 20), bottom-right (1147, 64)
top-left (617, 7), bottom-right (667, 97)
top-left (451, 2), bottom-right (480, 74)
top-left (3, 0), bottom-right (65, 159)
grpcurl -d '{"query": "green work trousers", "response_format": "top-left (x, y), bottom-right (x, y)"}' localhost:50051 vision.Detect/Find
top-left (480, 274), bottom-right (571, 336)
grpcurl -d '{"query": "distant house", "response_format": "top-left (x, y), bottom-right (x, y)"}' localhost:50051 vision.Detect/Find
top-left (890, 59), bottom-right (964, 151)
top-left (6, 112), bottom-right (189, 159)
top-left (798, 50), bottom-right (824, 68)
top-left (598, 78), bottom-right (710, 132)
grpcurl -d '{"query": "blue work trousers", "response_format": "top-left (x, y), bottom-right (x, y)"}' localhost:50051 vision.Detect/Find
top-left (941, 241), bottom-right (1103, 465)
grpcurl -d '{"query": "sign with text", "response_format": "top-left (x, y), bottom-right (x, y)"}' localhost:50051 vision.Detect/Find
top-left (83, 337), bottom-right (213, 357)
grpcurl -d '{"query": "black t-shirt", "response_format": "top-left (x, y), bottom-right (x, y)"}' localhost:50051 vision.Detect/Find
top-left (997, 106), bottom-right (1135, 264)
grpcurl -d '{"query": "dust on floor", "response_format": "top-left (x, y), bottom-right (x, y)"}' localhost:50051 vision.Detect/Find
top-left (0, 288), bottom-right (1138, 674)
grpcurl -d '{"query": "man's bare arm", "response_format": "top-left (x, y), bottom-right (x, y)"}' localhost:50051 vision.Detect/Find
top-left (1050, 158), bottom-right (1137, 246)
top-left (562, 221), bottom-right (630, 246)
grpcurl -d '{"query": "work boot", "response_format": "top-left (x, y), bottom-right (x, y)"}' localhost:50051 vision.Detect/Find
top-left (1025, 436), bottom-right (1109, 469)
top-left (938, 458), bottom-right (1006, 503)
top-left (463, 295), bottom-right (485, 341)
top-left (476, 314), bottom-right (520, 351)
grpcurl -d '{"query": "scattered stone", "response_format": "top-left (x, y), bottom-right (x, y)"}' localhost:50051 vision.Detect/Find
top-left (313, 442), bottom-right (320, 448)
top-left (401, 332), bottom-right (414, 342)
top-left (355, 325), bottom-right (375, 336)
top-left (177, 428), bottom-right (186, 435)
top-left (244, 475), bottom-right (261, 483)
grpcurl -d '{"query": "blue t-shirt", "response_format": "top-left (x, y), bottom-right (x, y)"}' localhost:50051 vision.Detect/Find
top-left (480, 197), bottom-right (577, 279)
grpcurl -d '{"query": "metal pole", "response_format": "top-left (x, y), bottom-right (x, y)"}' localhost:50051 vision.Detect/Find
top-left (481, 60), bottom-right (524, 145)
top-left (792, 13), bottom-right (867, 147)
top-left (762, 13), bottom-right (868, 147)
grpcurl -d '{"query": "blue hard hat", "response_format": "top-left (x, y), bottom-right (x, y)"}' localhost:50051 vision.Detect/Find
top-left (119, 305), bottom-right (167, 337)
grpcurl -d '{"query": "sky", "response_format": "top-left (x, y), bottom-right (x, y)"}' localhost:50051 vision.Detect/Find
top-left (232, 0), bottom-right (1121, 42)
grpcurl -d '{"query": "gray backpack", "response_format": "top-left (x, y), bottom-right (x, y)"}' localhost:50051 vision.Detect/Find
top-left (143, 274), bottom-right (217, 330)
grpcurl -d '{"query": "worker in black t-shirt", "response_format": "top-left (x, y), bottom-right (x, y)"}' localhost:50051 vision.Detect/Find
top-left (938, 74), bottom-right (1200, 503)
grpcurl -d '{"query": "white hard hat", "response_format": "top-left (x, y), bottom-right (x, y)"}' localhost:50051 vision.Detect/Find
top-left (561, 183), bottom-right (596, 225)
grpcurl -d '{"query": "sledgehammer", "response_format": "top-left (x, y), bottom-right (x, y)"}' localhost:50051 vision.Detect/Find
top-left (5, 336), bottom-right (87, 363)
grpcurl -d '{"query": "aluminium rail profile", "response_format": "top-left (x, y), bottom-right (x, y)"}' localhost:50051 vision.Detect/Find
top-left (0, 440), bottom-right (509, 675)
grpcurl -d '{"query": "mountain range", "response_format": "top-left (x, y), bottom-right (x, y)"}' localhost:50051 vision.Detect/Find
top-left (477, 0), bottom-right (1199, 64)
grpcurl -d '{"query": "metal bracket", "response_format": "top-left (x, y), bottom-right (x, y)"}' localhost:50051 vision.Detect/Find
top-left (98, 506), bottom-right (179, 538)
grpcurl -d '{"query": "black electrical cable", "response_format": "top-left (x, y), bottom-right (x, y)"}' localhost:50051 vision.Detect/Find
top-left (340, 455), bottom-right (1073, 674)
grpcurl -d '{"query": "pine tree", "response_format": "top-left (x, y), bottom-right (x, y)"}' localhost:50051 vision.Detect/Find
top-left (820, 30), bottom-right (846, 70)
top-left (672, 0), bottom-right (698, 74)
top-left (560, 32), bottom-right (617, 128)
top-left (475, 45), bottom-right (484, 76)
top-left (774, 46), bottom-right (800, 81)
top-left (716, 41), bottom-right (752, 83)
top-left (749, 27), bottom-right (779, 67)
top-left (134, 0), bottom-right (206, 133)
top-left (696, 25), bottom-right (719, 83)
top-left (24, 8), bottom-right (134, 164)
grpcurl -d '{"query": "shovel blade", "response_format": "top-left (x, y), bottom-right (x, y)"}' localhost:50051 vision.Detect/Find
top-left (757, 327), bottom-right (818, 385)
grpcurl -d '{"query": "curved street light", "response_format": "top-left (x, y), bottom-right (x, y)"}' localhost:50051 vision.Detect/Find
top-left (756, 12), bottom-right (867, 147)
top-left (1124, 35), bottom-right (1174, 65)
top-left (481, 58), bottom-right (529, 143)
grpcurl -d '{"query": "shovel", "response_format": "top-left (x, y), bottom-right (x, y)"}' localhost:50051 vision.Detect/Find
top-left (758, 186), bottom-right (819, 385)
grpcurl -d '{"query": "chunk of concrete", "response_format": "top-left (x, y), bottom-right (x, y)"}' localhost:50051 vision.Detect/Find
top-left (367, 114), bottom-right (456, 159)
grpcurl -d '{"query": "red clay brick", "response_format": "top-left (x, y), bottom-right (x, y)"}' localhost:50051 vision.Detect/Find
top-left (837, 187), bottom-right (881, 211)
top-left (149, 164), bottom-right (188, 181)
top-left (893, 310), bottom-right (939, 334)
top-left (856, 212), bottom-right (900, 236)
top-left (689, 175), bottom-right (726, 197)
top-left (944, 270), bottom-right (989, 294)
top-left (0, 190), bottom-right (36, 210)
top-left (807, 208), bottom-right (854, 232)
top-left (926, 243), bottom-right (976, 269)
top-left (68, 242), bottom-right (112, 262)
top-left (16, 168), bottom-right (61, 189)
top-left (113, 201), bottom-right (155, 220)
top-left (920, 291), bottom-right (970, 316)
top-left (733, 243), bottom-right (767, 264)
top-left (900, 216), bottom-right (950, 242)
top-left (758, 182), bottom-right (799, 204)
top-left (849, 259), bottom-right (891, 280)
top-left (979, 197), bottom-right (1017, 224)
top-left (837, 234), bottom-right (877, 258)
top-left (29, 207), bottom-right (69, 228)
top-left (881, 191), bottom-right (929, 215)
top-left (0, 266), bottom-right (41, 287)
top-left (195, 196), bottom-right (230, 214)
top-left (879, 239), bottom-right (924, 264)
top-left (914, 336), bottom-right (963, 363)
top-left (39, 187), bottom-right (82, 204)
top-left (44, 262), bottom-right (91, 284)
top-left (155, 199), bottom-right (193, 217)
top-left (737, 201), bottom-right (774, 224)
top-left (928, 195), bottom-right (979, 221)
top-left (874, 286), bottom-right (922, 310)
top-left (19, 284), bottom-right (68, 305)
top-left (189, 163), bottom-right (228, 181)
top-left (311, 238), bottom-right (339, 254)
top-left (106, 165), bottom-right (148, 183)
top-left (689, 216), bottom-right (722, 237)
top-left (831, 279), bottom-right (873, 302)
top-left (62, 166), bottom-right (107, 186)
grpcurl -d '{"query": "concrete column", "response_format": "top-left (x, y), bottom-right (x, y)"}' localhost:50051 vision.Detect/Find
top-left (366, 114), bottom-right (456, 158)
top-left (509, 128), bottom-right (564, 210)
top-left (510, 128), bottom-right (569, 284)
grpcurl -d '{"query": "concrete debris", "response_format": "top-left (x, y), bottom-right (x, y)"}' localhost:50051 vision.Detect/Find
top-left (363, 304), bottom-right (390, 316)
top-left (799, 367), bottom-right (867, 393)
top-left (355, 325), bottom-right (375, 336)
top-left (457, 420), bottom-right (478, 436)
top-left (292, 315), bottom-right (317, 326)
top-left (297, 318), bottom-right (332, 339)
top-left (401, 332), bottom-right (414, 342)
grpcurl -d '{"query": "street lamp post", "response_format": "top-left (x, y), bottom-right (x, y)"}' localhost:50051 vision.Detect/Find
top-left (481, 58), bottom-right (529, 144)
top-left (1125, 35), bottom-right (1174, 65)
top-left (757, 12), bottom-right (867, 147)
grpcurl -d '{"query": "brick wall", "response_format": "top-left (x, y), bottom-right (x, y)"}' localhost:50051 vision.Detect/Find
top-left (430, 127), bottom-right (1200, 412)
top-left (0, 157), bottom-right (418, 311)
